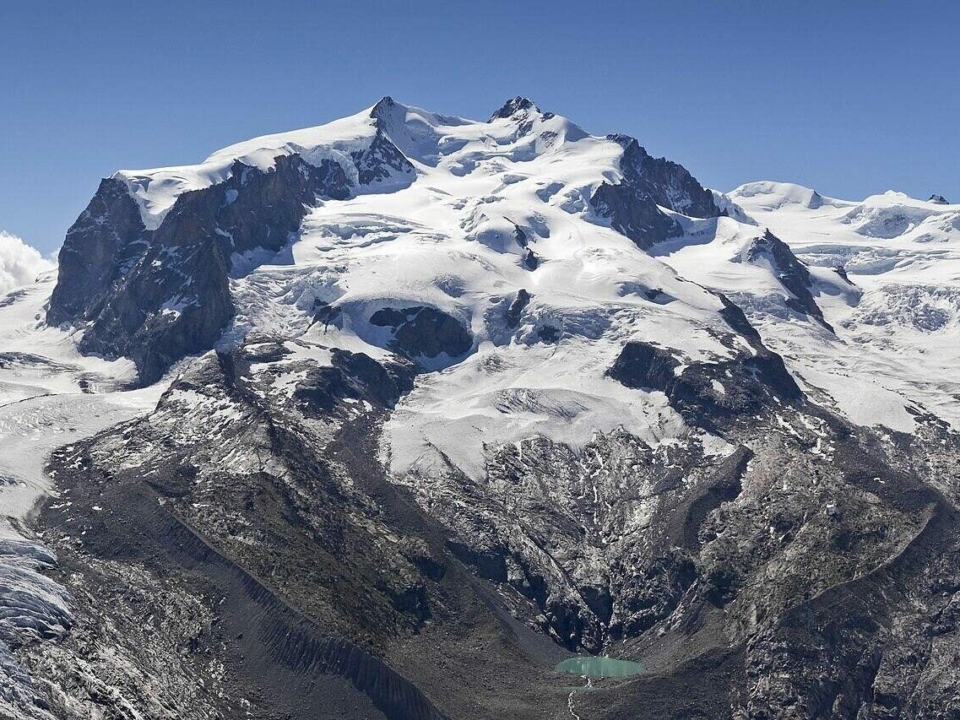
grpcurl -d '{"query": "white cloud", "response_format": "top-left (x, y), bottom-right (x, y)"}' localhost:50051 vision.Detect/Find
top-left (0, 231), bottom-right (54, 294)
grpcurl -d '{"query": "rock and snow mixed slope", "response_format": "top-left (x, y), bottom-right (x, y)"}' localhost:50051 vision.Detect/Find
top-left (1, 100), bottom-right (960, 718)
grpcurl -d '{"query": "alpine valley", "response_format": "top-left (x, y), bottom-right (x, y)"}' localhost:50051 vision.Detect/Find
top-left (2, 97), bottom-right (960, 719)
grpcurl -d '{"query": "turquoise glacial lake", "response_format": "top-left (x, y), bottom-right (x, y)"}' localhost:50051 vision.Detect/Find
top-left (554, 656), bottom-right (644, 678)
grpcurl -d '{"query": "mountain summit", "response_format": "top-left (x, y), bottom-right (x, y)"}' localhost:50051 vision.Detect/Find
top-left (1, 99), bottom-right (959, 719)
top-left (46, 98), bottom-right (719, 383)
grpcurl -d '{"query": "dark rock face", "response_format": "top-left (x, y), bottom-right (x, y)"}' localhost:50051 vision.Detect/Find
top-left (608, 342), bottom-right (682, 393)
top-left (591, 134), bottom-right (720, 249)
top-left (294, 348), bottom-right (415, 412)
top-left (370, 306), bottom-right (472, 361)
top-left (522, 248), bottom-right (539, 270)
top-left (512, 226), bottom-right (540, 270)
top-left (47, 178), bottom-right (147, 325)
top-left (741, 230), bottom-right (833, 331)
top-left (608, 340), bottom-right (802, 423)
top-left (591, 183), bottom-right (684, 250)
top-left (489, 97), bottom-right (540, 121)
top-left (78, 231), bottom-right (233, 386)
top-left (197, 156), bottom-right (351, 259)
top-left (356, 99), bottom-right (417, 184)
top-left (506, 289), bottom-right (531, 329)
top-left (352, 130), bottom-right (414, 184)
top-left (929, 194), bottom-right (949, 204)
top-left (48, 156), bottom-right (354, 384)
top-left (716, 291), bottom-right (763, 344)
top-left (612, 135), bottom-right (720, 220)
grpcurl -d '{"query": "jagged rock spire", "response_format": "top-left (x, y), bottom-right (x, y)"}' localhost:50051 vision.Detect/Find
top-left (489, 97), bottom-right (540, 121)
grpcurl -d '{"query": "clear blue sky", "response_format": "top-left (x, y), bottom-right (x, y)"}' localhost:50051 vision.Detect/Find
top-left (1, 0), bottom-right (958, 253)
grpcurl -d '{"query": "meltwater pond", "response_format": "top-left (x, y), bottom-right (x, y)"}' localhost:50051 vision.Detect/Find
top-left (554, 656), bottom-right (644, 678)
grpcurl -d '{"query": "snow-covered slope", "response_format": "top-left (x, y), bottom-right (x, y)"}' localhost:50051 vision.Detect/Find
top-left (5, 100), bottom-right (960, 718)
top-left (218, 101), bottom-right (739, 480)
top-left (658, 182), bottom-right (960, 431)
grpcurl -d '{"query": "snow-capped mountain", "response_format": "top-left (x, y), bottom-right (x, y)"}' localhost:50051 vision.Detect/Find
top-left (2, 99), bottom-right (960, 719)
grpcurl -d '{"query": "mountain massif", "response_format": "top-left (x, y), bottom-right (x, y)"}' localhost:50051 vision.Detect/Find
top-left (1, 98), bottom-right (960, 719)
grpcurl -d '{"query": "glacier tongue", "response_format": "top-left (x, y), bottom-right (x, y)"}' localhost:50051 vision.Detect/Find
top-left (0, 274), bottom-right (166, 719)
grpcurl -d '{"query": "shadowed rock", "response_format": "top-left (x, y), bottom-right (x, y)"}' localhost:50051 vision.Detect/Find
top-left (591, 134), bottom-right (719, 249)
top-left (370, 307), bottom-right (472, 361)
top-left (608, 340), bottom-right (802, 424)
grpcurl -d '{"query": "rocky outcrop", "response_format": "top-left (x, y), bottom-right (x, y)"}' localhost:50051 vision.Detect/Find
top-left (506, 289), bottom-right (531, 329)
top-left (48, 155), bottom-right (353, 383)
top-left (490, 97), bottom-right (540, 121)
top-left (46, 98), bottom-right (421, 386)
top-left (739, 230), bottom-right (833, 331)
top-left (47, 178), bottom-right (147, 325)
top-left (357, 97), bottom-right (417, 183)
top-left (591, 134), bottom-right (719, 249)
top-left (608, 339), bottom-right (802, 425)
top-left (370, 306), bottom-right (473, 362)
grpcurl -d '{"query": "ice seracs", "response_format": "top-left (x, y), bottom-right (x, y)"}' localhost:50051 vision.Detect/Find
top-left (703, 181), bottom-right (960, 429)
top-left (0, 271), bottom-right (166, 719)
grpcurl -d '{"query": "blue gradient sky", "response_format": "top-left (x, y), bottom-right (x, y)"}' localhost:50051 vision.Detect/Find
top-left (2, 0), bottom-right (958, 252)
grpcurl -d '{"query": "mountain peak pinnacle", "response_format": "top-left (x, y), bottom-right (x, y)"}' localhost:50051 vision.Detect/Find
top-left (370, 95), bottom-right (399, 119)
top-left (490, 97), bottom-right (540, 121)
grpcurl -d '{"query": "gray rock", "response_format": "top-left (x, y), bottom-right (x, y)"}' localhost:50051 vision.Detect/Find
top-left (739, 230), bottom-right (834, 331)
top-left (48, 154), bottom-right (353, 384)
top-left (370, 306), bottom-right (472, 362)
top-left (590, 134), bottom-right (719, 249)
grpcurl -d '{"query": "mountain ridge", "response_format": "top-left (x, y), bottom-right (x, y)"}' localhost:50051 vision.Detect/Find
top-left (1, 98), bottom-right (959, 719)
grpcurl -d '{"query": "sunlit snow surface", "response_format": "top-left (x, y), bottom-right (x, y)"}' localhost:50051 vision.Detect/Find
top-left (114, 100), bottom-right (958, 476)
top-left (210, 102), bottom-right (743, 480)
top-left (662, 182), bottom-right (960, 432)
